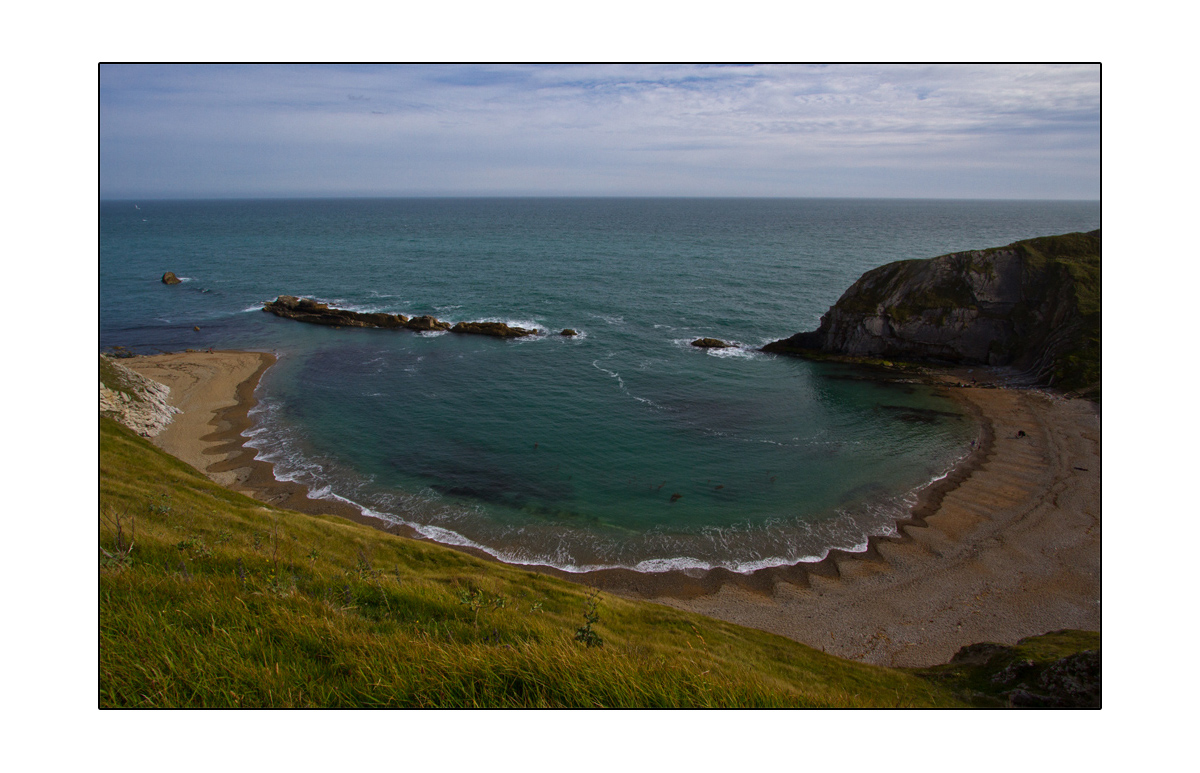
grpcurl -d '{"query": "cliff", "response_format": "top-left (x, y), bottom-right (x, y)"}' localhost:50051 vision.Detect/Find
top-left (99, 355), bottom-right (179, 437)
top-left (762, 231), bottom-right (1100, 396)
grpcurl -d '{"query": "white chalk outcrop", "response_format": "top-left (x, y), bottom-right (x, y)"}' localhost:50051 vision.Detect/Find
top-left (100, 357), bottom-right (180, 437)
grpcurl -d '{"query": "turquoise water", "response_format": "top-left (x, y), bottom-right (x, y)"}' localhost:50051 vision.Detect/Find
top-left (99, 198), bottom-right (1100, 571)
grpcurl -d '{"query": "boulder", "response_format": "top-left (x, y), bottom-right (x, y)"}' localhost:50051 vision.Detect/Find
top-left (162, 272), bottom-right (182, 285)
top-left (691, 338), bottom-right (733, 348)
top-left (561, 329), bottom-right (578, 337)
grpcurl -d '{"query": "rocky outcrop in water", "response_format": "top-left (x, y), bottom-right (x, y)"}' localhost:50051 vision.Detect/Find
top-left (762, 231), bottom-right (1100, 396)
top-left (162, 272), bottom-right (181, 285)
top-left (99, 356), bottom-right (179, 437)
top-left (451, 321), bottom-right (536, 338)
top-left (263, 296), bottom-right (541, 338)
top-left (263, 296), bottom-right (411, 328)
top-left (691, 338), bottom-right (733, 348)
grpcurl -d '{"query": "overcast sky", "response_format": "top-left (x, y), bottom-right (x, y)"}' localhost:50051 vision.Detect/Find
top-left (99, 63), bottom-right (1100, 200)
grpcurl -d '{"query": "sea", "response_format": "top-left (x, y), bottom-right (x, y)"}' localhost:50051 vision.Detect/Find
top-left (99, 198), bottom-right (1100, 574)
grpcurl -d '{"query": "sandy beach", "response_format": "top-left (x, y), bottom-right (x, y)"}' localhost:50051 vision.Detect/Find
top-left (119, 351), bottom-right (1100, 667)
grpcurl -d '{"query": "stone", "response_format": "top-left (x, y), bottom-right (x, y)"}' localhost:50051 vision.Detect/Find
top-left (561, 329), bottom-right (578, 336)
top-left (162, 272), bottom-right (182, 285)
top-left (691, 338), bottom-right (733, 348)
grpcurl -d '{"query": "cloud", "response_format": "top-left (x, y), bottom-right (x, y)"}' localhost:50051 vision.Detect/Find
top-left (99, 64), bottom-right (1099, 199)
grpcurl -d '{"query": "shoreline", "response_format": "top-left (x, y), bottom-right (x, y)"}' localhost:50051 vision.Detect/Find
top-left (120, 350), bottom-right (1099, 667)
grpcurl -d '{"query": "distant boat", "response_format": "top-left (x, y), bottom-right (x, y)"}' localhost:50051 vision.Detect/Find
top-left (134, 204), bottom-right (140, 209)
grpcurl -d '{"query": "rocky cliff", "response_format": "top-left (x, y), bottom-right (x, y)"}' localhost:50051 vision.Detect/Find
top-left (762, 231), bottom-right (1100, 396)
top-left (99, 355), bottom-right (179, 437)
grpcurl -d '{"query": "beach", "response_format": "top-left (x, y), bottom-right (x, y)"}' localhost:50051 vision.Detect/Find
top-left (121, 351), bottom-right (1100, 668)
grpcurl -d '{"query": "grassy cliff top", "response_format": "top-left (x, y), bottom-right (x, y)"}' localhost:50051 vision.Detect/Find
top-left (101, 416), bottom-right (973, 708)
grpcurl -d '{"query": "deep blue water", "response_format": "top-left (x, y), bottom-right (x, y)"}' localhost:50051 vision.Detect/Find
top-left (99, 198), bottom-right (1100, 572)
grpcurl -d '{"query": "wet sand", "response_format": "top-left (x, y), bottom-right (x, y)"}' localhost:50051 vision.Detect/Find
top-left (121, 351), bottom-right (1100, 668)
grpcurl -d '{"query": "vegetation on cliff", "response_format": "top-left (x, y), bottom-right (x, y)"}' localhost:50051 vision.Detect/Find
top-left (764, 231), bottom-right (1100, 398)
top-left (101, 416), bottom-right (978, 707)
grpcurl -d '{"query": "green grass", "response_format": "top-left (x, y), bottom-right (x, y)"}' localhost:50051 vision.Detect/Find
top-left (100, 416), bottom-right (978, 708)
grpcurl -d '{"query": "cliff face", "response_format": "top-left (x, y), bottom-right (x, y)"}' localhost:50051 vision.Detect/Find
top-left (99, 356), bottom-right (180, 437)
top-left (763, 231), bottom-right (1100, 395)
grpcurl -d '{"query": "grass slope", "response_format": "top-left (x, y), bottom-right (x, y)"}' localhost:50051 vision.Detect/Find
top-left (100, 417), bottom-right (970, 708)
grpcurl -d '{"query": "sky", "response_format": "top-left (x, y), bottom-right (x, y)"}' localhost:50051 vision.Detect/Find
top-left (99, 63), bottom-right (1100, 200)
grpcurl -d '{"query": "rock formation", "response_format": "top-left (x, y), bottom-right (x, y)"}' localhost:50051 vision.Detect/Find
top-left (263, 296), bottom-right (410, 328)
top-left (691, 338), bottom-right (733, 348)
top-left (451, 321), bottom-right (537, 338)
top-left (162, 272), bottom-right (182, 285)
top-left (560, 329), bottom-right (578, 337)
top-left (263, 296), bottom-right (540, 338)
top-left (99, 356), bottom-right (179, 437)
top-left (762, 231), bottom-right (1100, 396)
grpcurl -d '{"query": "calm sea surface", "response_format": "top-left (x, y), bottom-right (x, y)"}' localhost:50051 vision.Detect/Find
top-left (99, 198), bottom-right (1100, 572)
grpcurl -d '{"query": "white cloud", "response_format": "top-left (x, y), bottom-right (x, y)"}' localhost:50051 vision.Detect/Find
top-left (99, 64), bottom-right (1099, 198)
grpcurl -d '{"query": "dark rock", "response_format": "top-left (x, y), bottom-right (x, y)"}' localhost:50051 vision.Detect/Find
top-left (691, 338), bottom-right (733, 348)
top-left (451, 321), bottom-right (537, 338)
top-left (263, 296), bottom-right (410, 329)
top-left (193, 326), bottom-right (200, 332)
top-left (162, 272), bottom-right (182, 285)
top-left (561, 329), bottom-right (578, 336)
top-left (263, 296), bottom-right (547, 338)
top-left (1037, 650), bottom-right (1100, 707)
top-left (1006, 689), bottom-right (1071, 708)
top-left (762, 230), bottom-right (1100, 396)
top-left (406, 315), bottom-right (452, 332)
top-left (991, 658), bottom-right (1036, 686)
top-left (670, 493), bottom-right (683, 502)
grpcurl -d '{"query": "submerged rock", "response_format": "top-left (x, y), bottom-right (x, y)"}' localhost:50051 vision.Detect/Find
top-left (162, 272), bottom-right (182, 285)
top-left (691, 338), bottom-right (733, 348)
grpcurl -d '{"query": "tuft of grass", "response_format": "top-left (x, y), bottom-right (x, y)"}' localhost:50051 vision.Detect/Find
top-left (101, 415), bottom-right (980, 707)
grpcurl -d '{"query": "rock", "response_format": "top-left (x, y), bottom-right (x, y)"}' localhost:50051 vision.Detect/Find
top-left (162, 272), bottom-right (182, 285)
top-left (263, 296), bottom-right (546, 338)
top-left (561, 329), bottom-right (578, 337)
top-left (451, 321), bottom-right (537, 338)
top-left (762, 230), bottom-right (1100, 396)
top-left (1036, 649), bottom-right (1100, 707)
top-left (193, 326), bottom-right (200, 332)
top-left (1006, 689), bottom-right (1071, 708)
top-left (263, 296), bottom-right (410, 329)
top-left (99, 356), bottom-right (179, 437)
top-left (670, 493), bottom-right (683, 502)
top-left (691, 338), bottom-right (733, 348)
top-left (406, 315), bottom-right (452, 332)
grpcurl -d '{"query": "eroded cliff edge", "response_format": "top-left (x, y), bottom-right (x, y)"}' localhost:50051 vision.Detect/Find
top-left (762, 231), bottom-right (1100, 397)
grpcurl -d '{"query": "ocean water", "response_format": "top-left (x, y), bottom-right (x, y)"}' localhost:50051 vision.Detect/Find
top-left (99, 198), bottom-right (1100, 572)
